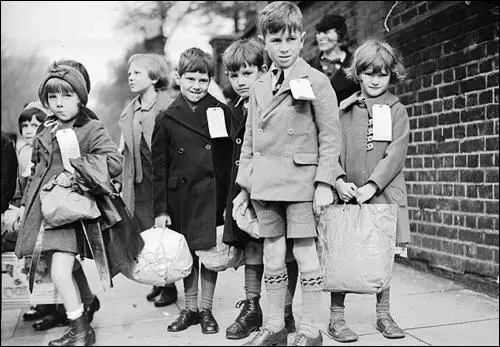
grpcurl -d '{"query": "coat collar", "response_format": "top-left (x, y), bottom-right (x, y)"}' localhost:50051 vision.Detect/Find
top-left (166, 93), bottom-right (224, 140)
top-left (340, 90), bottom-right (400, 115)
top-left (43, 107), bottom-right (93, 129)
top-left (255, 57), bottom-right (311, 122)
top-left (37, 108), bottom-right (92, 151)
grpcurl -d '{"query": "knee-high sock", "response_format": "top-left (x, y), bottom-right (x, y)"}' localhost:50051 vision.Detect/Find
top-left (285, 259), bottom-right (298, 307)
top-left (200, 264), bottom-right (218, 311)
top-left (330, 292), bottom-right (346, 322)
top-left (263, 266), bottom-right (288, 332)
top-left (299, 269), bottom-right (324, 338)
top-left (183, 257), bottom-right (199, 311)
top-left (376, 287), bottom-right (390, 319)
top-left (245, 264), bottom-right (263, 299)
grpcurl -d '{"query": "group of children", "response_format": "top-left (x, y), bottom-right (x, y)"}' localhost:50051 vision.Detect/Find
top-left (5, 1), bottom-right (412, 346)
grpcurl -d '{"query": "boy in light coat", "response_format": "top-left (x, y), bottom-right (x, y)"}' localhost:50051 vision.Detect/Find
top-left (234, 1), bottom-right (344, 345)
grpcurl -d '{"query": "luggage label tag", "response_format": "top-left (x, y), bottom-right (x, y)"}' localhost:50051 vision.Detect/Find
top-left (372, 104), bottom-right (392, 141)
top-left (289, 78), bottom-right (316, 101)
top-left (206, 107), bottom-right (229, 138)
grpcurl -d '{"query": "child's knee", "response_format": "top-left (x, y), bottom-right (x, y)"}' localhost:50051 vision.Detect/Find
top-left (292, 238), bottom-right (320, 271)
top-left (263, 241), bottom-right (286, 270)
top-left (245, 242), bottom-right (264, 265)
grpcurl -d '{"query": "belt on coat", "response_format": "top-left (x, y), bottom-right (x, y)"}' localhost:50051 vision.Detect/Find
top-left (29, 220), bottom-right (113, 294)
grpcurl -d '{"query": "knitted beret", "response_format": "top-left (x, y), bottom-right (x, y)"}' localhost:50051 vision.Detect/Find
top-left (38, 62), bottom-right (88, 106)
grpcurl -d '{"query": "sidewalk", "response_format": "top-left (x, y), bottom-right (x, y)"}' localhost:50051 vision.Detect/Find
top-left (2, 261), bottom-right (499, 346)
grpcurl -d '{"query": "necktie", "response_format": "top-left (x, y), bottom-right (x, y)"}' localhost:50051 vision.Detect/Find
top-left (272, 69), bottom-right (284, 95)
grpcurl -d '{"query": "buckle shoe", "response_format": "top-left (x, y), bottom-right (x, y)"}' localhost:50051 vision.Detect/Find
top-left (242, 327), bottom-right (288, 346)
top-left (327, 319), bottom-right (358, 343)
top-left (376, 314), bottom-right (405, 339)
top-left (291, 332), bottom-right (323, 346)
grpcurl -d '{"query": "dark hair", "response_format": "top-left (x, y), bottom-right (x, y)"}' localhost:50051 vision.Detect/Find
top-left (222, 38), bottom-right (265, 72)
top-left (258, 1), bottom-right (303, 37)
top-left (57, 59), bottom-right (91, 93)
top-left (314, 14), bottom-right (348, 48)
top-left (177, 47), bottom-right (214, 77)
top-left (39, 78), bottom-right (76, 108)
top-left (18, 107), bottom-right (47, 134)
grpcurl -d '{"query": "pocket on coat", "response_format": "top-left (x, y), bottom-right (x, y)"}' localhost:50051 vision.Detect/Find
top-left (167, 177), bottom-right (179, 190)
top-left (293, 153), bottom-right (318, 166)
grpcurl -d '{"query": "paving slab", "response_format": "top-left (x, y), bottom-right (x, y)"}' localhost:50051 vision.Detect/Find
top-left (2, 261), bottom-right (499, 346)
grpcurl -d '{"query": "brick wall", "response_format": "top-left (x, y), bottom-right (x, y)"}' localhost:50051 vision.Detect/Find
top-left (300, 1), bottom-right (499, 282)
top-left (385, 1), bottom-right (499, 281)
top-left (235, 1), bottom-right (499, 285)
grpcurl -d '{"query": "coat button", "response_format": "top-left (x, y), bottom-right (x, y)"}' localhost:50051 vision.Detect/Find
top-left (235, 160), bottom-right (240, 166)
top-left (235, 138), bottom-right (242, 145)
top-left (257, 128), bottom-right (263, 135)
top-left (287, 129), bottom-right (294, 135)
top-left (284, 151), bottom-right (291, 157)
top-left (178, 147), bottom-right (184, 154)
top-left (254, 152), bottom-right (261, 157)
top-left (205, 144), bottom-right (211, 150)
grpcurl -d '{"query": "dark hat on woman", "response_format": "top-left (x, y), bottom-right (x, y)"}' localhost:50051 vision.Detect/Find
top-left (315, 14), bottom-right (347, 37)
top-left (38, 62), bottom-right (88, 106)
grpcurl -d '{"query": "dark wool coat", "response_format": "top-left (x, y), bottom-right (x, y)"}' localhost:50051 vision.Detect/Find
top-left (15, 110), bottom-right (123, 258)
top-left (339, 91), bottom-right (410, 244)
top-left (152, 93), bottom-right (233, 251)
top-left (308, 50), bottom-right (360, 105)
top-left (222, 99), bottom-right (257, 248)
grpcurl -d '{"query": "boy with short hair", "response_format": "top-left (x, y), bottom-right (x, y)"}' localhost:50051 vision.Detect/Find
top-left (152, 47), bottom-right (233, 335)
top-left (221, 37), bottom-right (299, 340)
top-left (234, 1), bottom-right (344, 346)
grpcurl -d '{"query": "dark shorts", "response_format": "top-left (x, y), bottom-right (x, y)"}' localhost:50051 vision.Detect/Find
top-left (251, 200), bottom-right (317, 239)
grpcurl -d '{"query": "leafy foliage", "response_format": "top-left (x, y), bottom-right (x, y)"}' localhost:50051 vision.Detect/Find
top-left (1, 40), bottom-right (50, 135)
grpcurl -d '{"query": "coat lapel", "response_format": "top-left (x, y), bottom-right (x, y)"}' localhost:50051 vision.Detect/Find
top-left (166, 95), bottom-right (212, 140)
top-left (259, 58), bottom-right (311, 123)
top-left (118, 97), bottom-right (138, 151)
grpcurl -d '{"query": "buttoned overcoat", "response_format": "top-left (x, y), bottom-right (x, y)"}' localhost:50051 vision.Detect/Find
top-left (339, 91), bottom-right (410, 244)
top-left (222, 100), bottom-right (256, 247)
top-left (236, 57), bottom-right (344, 201)
top-left (152, 94), bottom-right (232, 251)
top-left (15, 110), bottom-right (123, 258)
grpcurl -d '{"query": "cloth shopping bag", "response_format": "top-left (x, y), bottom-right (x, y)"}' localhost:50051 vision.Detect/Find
top-left (196, 226), bottom-right (245, 272)
top-left (40, 172), bottom-right (101, 228)
top-left (129, 227), bottom-right (193, 286)
top-left (317, 204), bottom-right (397, 294)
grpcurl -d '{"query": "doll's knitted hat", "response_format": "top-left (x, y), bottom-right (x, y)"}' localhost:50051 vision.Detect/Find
top-left (38, 62), bottom-right (88, 106)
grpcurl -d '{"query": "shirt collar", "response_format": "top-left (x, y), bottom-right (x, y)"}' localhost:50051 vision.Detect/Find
top-left (234, 97), bottom-right (248, 108)
top-left (270, 60), bottom-right (297, 80)
top-left (134, 96), bottom-right (157, 112)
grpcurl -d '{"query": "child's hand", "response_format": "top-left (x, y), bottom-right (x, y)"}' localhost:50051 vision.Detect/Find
top-left (313, 182), bottom-right (334, 214)
top-left (14, 205), bottom-right (25, 231)
top-left (154, 213), bottom-right (172, 228)
top-left (335, 178), bottom-right (358, 202)
top-left (355, 182), bottom-right (377, 204)
top-left (232, 189), bottom-right (249, 220)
